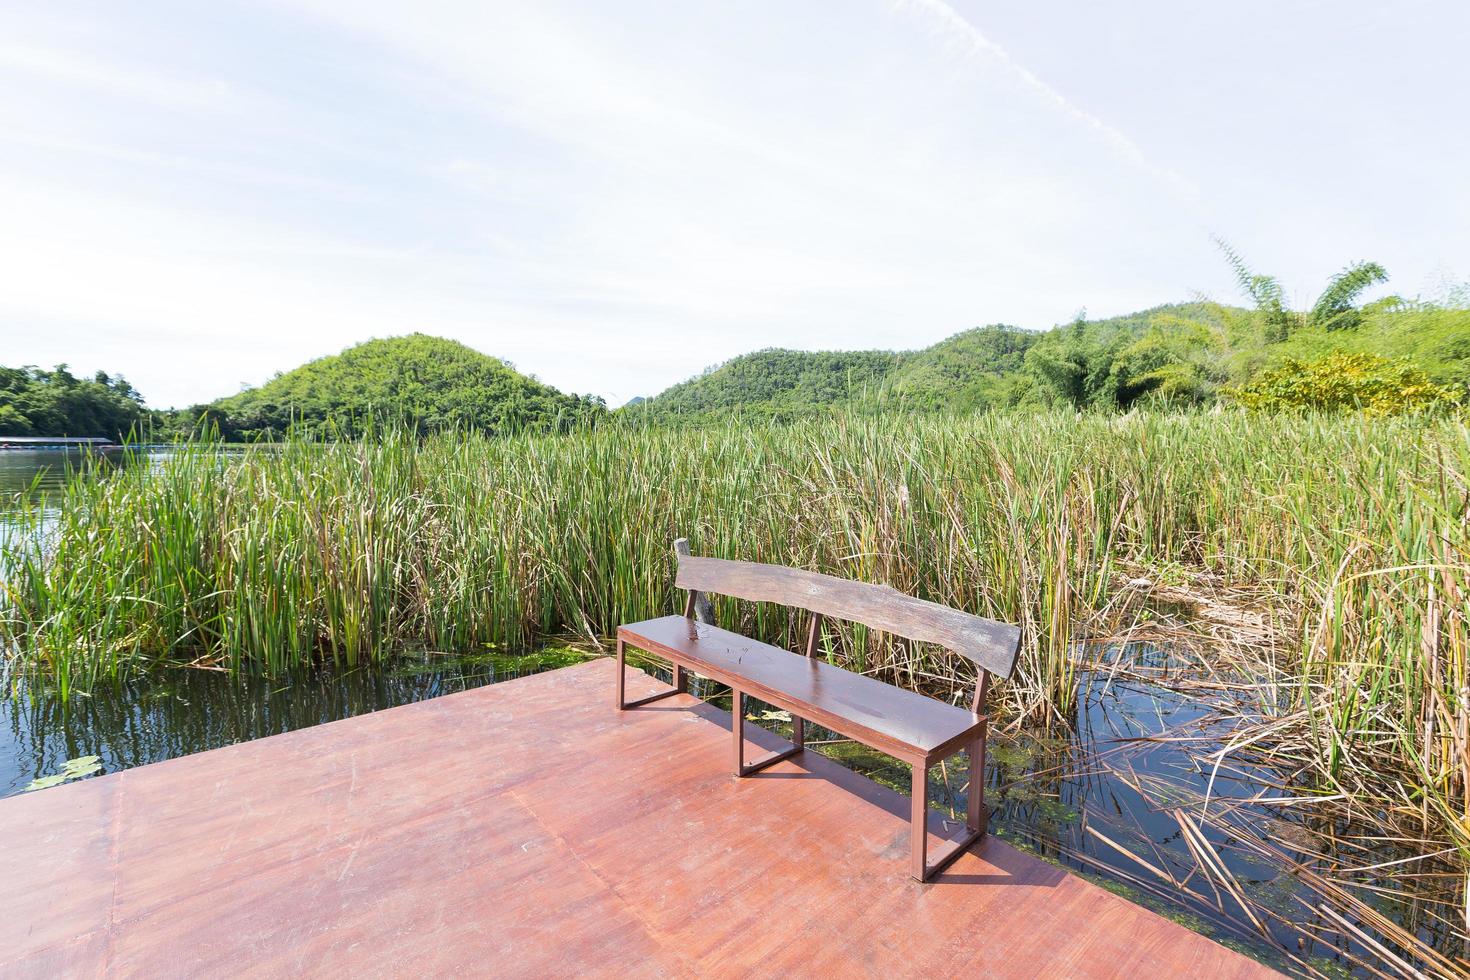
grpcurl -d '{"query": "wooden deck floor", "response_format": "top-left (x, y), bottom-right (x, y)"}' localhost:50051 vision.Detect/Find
top-left (0, 659), bottom-right (1277, 978)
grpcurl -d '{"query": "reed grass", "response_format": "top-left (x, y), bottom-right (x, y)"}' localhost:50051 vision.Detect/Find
top-left (2, 411), bottom-right (1467, 858)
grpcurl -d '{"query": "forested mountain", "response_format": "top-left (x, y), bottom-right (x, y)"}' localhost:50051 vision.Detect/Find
top-left (627, 305), bottom-right (1226, 420)
top-left (641, 349), bottom-right (901, 418)
top-left (884, 324), bottom-right (1039, 411)
top-left (179, 334), bottom-right (606, 440)
top-left (629, 285), bottom-right (1470, 419)
top-left (0, 366), bottom-right (147, 439)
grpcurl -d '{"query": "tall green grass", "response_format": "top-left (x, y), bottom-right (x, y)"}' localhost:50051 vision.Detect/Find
top-left (2, 412), bottom-right (1467, 850)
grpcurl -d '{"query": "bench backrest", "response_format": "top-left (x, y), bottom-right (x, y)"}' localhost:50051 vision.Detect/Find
top-left (674, 552), bottom-right (1021, 680)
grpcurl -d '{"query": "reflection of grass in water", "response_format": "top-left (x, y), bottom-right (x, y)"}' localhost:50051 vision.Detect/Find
top-left (389, 645), bottom-right (589, 679)
top-left (987, 731), bottom-right (1078, 826)
top-left (988, 741), bottom-right (1034, 773)
top-left (1243, 871), bottom-right (1303, 915)
top-left (999, 782), bottom-right (1078, 825)
top-left (816, 740), bottom-right (910, 793)
top-left (3, 643), bottom-right (597, 801)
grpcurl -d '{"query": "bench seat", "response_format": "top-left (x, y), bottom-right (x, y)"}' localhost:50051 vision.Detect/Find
top-left (617, 615), bottom-right (984, 763)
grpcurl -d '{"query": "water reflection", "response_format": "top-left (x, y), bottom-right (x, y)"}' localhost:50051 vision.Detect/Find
top-left (0, 648), bottom-right (586, 798)
top-left (0, 448), bottom-right (150, 545)
top-left (0, 446), bottom-right (139, 499)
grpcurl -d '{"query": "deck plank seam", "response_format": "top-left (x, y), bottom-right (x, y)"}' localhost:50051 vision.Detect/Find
top-left (102, 769), bottom-right (127, 975)
top-left (503, 784), bottom-right (700, 978)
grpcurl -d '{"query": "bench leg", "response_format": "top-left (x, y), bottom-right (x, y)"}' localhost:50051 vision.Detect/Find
top-left (730, 689), bottom-right (803, 777)
top-left (912, 735), bottom-right (988, 882)
top-left (732, 690), bottom-right (745, 774)
top-left (968, 729), bottom-right (987, 836)
top-left (615, 638), bottom-right (625, 709)
top-left (615, 640), bottom-right (690, 710)
top-left (911, 762), bottom-right (929, 881)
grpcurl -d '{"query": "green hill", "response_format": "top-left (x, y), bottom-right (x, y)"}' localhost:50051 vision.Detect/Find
top-left (885, 324), bottom-right (1038, 411)
top-left (630, 305), bottom-right (1218, 420)
top-left (629, 291), bottom-right (1469, 419)
top-left (640, 349), bottom-right (901, 419)
top-left (188, 334), bottom-right (605, 440)
top-left (630, 326), bottom-right (1049, 422)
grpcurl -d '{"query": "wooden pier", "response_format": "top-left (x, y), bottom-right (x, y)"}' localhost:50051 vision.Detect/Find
top-left (0, 659), bottom-right (1276, 977)
top-left (0, 436), bottom-right (117, 449)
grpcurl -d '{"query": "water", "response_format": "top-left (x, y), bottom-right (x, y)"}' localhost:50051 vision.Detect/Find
top-left (0, 446), bottom-right (145, 499)
top-left (0, 647), bottom-right (587, 798)
top-left (0, 447), bottom-right (169, 547)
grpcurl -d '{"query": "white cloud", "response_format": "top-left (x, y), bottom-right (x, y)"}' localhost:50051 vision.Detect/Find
top-left (888, 0), bottom-right (1196, 197)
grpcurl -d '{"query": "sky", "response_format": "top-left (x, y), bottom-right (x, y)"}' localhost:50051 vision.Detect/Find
top-left (1, 1), bottom-right (1466, 408)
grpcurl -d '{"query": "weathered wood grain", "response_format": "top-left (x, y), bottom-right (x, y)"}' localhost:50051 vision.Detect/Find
top-left (675, 554), bottom-right (1022, 677)
top-left (673, 537), bottom-right (715, 624)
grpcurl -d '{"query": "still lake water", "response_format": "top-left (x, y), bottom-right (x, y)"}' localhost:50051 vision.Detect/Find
top-left (0, 648), bottom-right (587, 798)
top-left (0, 446), bottom-right (151, 497)
top-left (1, 448), bottom-right (1463, 977)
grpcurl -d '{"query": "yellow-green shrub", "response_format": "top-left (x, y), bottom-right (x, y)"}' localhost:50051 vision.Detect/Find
top-left (1230, 352), bottom-right (1460, 415)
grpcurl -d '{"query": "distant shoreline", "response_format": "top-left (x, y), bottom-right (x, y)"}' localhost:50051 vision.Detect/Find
top-left (0, 437), bottom-right (119, 450)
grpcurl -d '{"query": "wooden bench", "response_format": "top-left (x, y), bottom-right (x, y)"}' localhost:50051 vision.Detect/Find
top-left (615, 541), bottom-right (1021, 882)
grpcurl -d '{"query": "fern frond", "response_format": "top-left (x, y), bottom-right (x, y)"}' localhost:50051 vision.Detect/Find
top-left (1213, 237), bottom-right (1285, 309)
top-left (1309, 261), bottom-right (1389, 329)
top-left (1214, 237), bottom-right (1257, 301)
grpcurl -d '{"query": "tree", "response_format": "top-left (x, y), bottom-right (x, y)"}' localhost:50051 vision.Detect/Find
top-left (1108, 317), bottom-right (1226, 408)
top-left (1216, 239), bottom-right (1390, 342)
top-left (1216, 240), bottom-right (1295, 343)
top-left (1308, 262), bottom-right (1390, 331)
top-left (0, 403), bottom-right (34, 435)
top-left (0, 365), bottom-right (147, 439)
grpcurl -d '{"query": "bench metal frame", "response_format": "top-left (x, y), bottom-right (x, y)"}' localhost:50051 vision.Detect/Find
top-left (615, 540), bottom-right (1019, 884)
